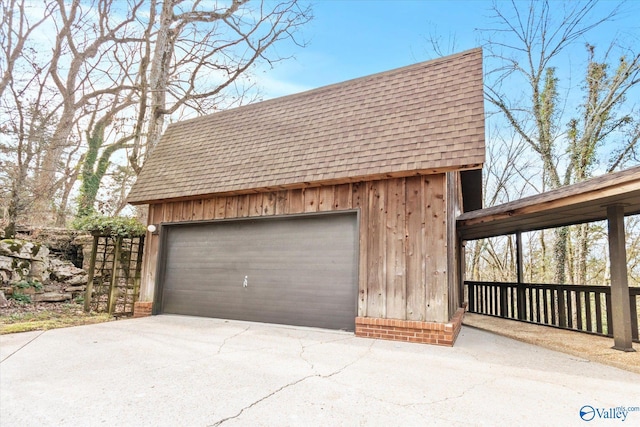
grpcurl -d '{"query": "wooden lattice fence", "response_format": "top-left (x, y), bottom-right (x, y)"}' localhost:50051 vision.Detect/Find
top-left (84, 233), bottom-right (144, 316)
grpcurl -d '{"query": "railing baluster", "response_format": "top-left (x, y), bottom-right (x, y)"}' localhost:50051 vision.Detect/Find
top-left (483, 284), bottom-right (487, 314)
top-left (491, 285), bottom-right (496, 316)
top-left (551, 287), bottom-right (557, 326)
top-left (595, 291), bottom-right (603, 334)
top-left (576, 290), bottom-right (583, 331)
top-left (558, 287), bottom-right (567, 328)
top-left (606, 292), bottom-right (613, 337)
top-left (567, 290), bottom-right (574, 329)
top-left (493, 284), bottom-right (497, 315)
top-left (535, 288), bottom-right (541, 323)
top-left (486, 283), bottom-right (490, 315)
top-left (490, 283), bottom-right (494, 315)
top-left (523, 287), bottom-right (533, 322)
top-left (531, 287), bottom-right (536, 323)
top-left (584, 291), bottom-right (592, 333)
top-left (543, 288), bottom-right (549, 324)
top-left (482, 283), bottom-right (487, 314)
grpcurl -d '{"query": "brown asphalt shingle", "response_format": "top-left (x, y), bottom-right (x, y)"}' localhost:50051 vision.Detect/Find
top-left (128, 48), bottom-right (485, 204)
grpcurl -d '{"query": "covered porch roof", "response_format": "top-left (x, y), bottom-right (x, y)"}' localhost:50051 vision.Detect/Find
top-left (457, 165), bottom-right (640, 241)
top-left (457, 165), bottom-right (640, 351)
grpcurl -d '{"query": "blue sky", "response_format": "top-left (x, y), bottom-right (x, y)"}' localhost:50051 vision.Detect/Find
top-left (261, 0), bottom-right (640, 98)
top-left (269, 0), bottom-right (486, 91)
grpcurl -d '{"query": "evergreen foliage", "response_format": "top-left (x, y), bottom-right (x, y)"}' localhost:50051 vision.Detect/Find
top-left (72, 214), bottom-right (146, 237)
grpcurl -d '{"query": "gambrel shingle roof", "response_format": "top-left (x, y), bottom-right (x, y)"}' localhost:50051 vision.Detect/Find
top-left (128, 48), bottom-right (485, 204)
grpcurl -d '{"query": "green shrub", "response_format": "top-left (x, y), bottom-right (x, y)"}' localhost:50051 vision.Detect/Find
top-left (1, 239), bottom-right (23, 253)
top-left (10, 292), bottom-right (32, 304)
top-left (15, 280), bottom-right (43, 292)
top-left (72, 214), bottom-right (146, 237)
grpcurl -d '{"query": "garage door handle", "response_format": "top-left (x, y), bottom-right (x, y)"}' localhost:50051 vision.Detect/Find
top-left (243, 276), bottom-right (248, 288)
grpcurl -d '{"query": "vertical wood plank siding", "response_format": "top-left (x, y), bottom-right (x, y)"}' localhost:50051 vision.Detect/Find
top-left (446, 171), bottom-right (463, 316)
top-left (140, 204), bottom-right (163, 301)
top-left (424, 175), bottom-right (448, 321)
top-left (141, 174), bottom-right (453, 322)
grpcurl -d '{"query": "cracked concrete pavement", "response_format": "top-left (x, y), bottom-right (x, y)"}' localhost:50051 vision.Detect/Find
top-left (1, 315), bottom-right (639, 426)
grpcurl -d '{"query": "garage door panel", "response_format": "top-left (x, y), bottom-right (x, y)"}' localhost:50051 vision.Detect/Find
top-left (159, 213), bottom-right (358, 331)
top-left (164, 288), bottom-right (353, 328)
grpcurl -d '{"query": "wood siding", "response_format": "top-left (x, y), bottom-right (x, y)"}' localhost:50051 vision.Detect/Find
top-left (141, 174), bottom-right (454, 322)
top-left (446, 171), bottom-right (464, 317)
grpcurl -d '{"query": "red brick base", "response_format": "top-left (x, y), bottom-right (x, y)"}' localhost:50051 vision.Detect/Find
top-left (133, 301), bottom-right (153, 318)
top-left (355, 306), bottom-right (466, 346)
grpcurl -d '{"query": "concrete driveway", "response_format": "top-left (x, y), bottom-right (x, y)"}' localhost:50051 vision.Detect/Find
top-left (1, 315), bottom-right (639, 426)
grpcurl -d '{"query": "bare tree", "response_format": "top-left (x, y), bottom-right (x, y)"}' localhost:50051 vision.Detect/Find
top-left (2, 0), bottom-right (312, 228)
top-left (466, 124), bottom-right (535, 281)
top-left (129, 0), bottom-right (312, 173)
top-left (31, 0), bottom-right (143, 225)
top-left (0, 0), bottom-right (59, 236)
top-left (1, 79), bottom-right (56, 237)
top-left (625, 217), bottom-right (640, 287)
top-left (482, 0), bottom-right (639, 283)
top-left (0, 0), bottom-right (53, 98)
top-left (566, 44), bottom-right (640, 183)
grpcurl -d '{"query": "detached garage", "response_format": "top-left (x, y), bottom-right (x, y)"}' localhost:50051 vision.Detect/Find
top-left (158, 212), bottom-right (358, 331)
top-left (128, 48), bottom-right (485, 346)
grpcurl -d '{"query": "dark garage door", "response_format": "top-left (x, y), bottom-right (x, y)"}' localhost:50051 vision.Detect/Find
top-left (158, 212), bottom-right (358, 331)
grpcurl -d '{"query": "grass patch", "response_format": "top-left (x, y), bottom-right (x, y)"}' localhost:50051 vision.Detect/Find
top-left (0, 305), bottom-right (114, 334)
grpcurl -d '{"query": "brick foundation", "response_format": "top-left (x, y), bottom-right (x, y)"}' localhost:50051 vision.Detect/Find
top-left (355, 305), bottom-right (466, 346)
top-left (133, 301), bottom-right (153, 318)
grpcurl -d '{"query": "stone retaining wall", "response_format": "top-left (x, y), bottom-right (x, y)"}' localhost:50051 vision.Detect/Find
top-left (0, 234), bottom-right (91, 306)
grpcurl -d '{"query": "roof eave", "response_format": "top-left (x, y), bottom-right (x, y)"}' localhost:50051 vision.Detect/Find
top-left (128, 163), bottom-right (484, 205)
top-left (457, 166), bottom-right (640, 240)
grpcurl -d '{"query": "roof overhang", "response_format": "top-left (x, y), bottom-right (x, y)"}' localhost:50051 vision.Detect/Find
top-left (457, 166), bottom-right (640, 241)
top-left (129, 163), bottom-right (483, 205)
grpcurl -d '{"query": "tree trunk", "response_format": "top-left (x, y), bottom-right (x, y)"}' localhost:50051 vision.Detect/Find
top-left (553, 227), bottom-right (569, 284)
top-left (55, 168), bottom-right (79, 227)
top-left (145, 0), bottom-right (174, 163)
top-left (540, 230), bottom-right (547, 282)
top-left (470, 240), bottom-right (482, 281)
top-left (4, 185), bottom-right (19, 238)
top-left (576, 223), bottom-right (588, 285)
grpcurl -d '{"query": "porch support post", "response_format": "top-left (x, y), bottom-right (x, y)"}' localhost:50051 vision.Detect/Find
top-left (458, 238), bottom-right (466, 308)
top-left (607, 205), bottom-right (635, 352)
top-left (516, 231), bottom-right (526, 320)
